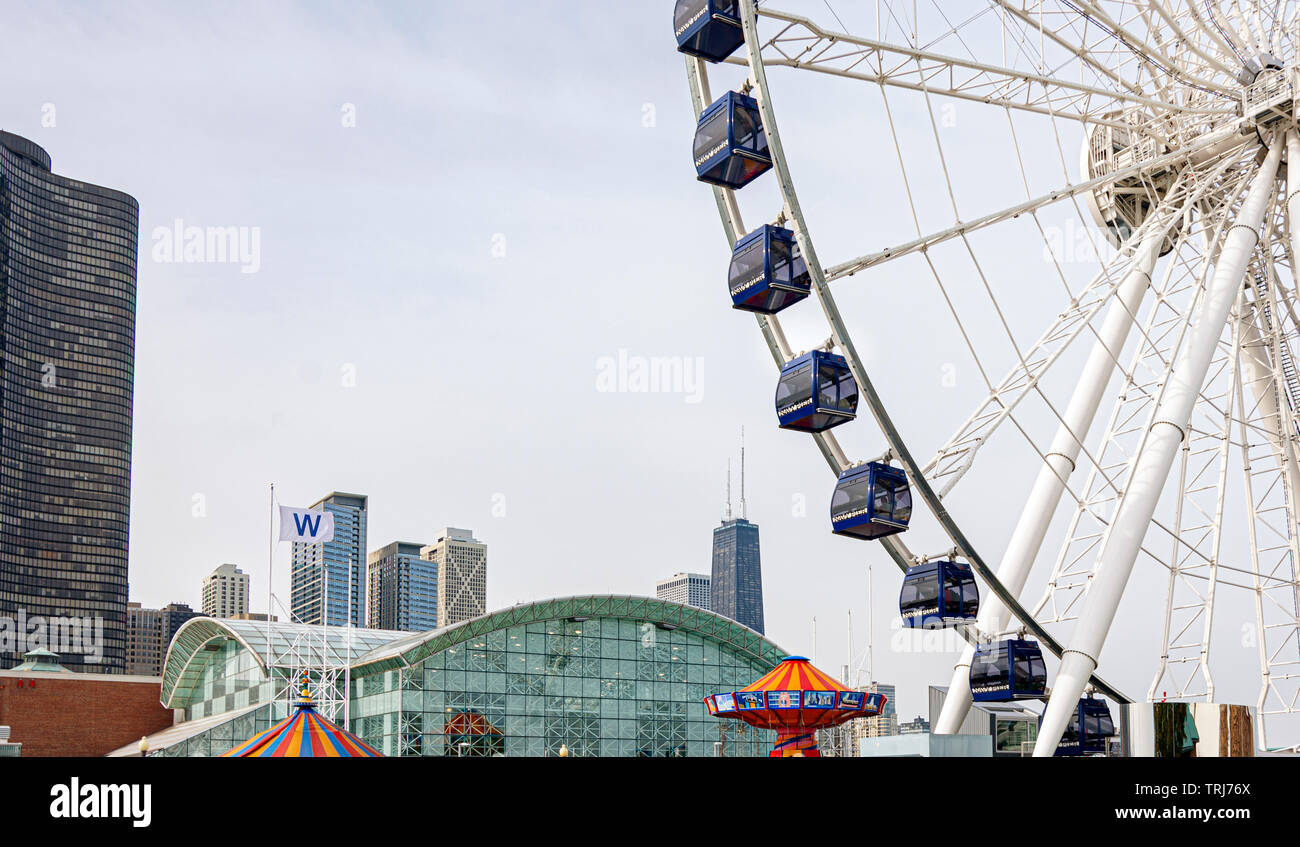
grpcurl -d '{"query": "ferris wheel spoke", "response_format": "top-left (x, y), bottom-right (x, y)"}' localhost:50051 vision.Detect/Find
top-left (823, 125), bottom-right (1246, 283)
top-left (726, 6), bottom-right (1233, 125)
top-left (1065, 0), bottom-right (1239, 93)
top-left (1226, 0), bottom-right (1270, 52)
top-left (1183, 0), bottom-right (1250, 63)
top-left (991, 1), bottom-right (1156, 98)
top-left (1142, 0), bottom-right (1243, 77)
top-left (921, 159), bottom-right (1234, 497)
top-left (934, 142), bottom-right (1260, 495)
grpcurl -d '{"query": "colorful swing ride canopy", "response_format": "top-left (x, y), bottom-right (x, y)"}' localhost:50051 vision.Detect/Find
top-left (705, 655), bottom-right (887, 732)
top-left (222, 677), bottom-right (383, 758)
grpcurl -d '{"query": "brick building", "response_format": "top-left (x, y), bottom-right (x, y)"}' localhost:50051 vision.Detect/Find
top-left (0, 651), bottom-right (173, 757)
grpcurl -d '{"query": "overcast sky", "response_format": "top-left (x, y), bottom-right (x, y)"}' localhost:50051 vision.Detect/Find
top-left (0, 0), bottom-right (1290, 733)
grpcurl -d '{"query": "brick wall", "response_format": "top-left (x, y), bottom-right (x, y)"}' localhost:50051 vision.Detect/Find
top-left (0, 672), bottom-right (173, 757)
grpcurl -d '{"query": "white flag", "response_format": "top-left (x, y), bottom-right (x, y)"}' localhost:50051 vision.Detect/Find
top-left (279, 505), bottom-right (335, 543)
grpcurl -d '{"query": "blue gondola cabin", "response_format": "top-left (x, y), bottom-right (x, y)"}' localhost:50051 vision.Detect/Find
top-left (1045, 698), bottom-right (1115, 756)
top-left (694, 91), bottom-right (772, 189)
top-left (729, 225), bottom-right (811, 314)
top-left (970, 639), bottom-right (1046, 702)
top-left (899, 560), bottom-right (978, 628)
top-left (673, 0), bottom-right (744, 62)
top-left (776, 350), bottom-right (857, 432)
top-left (830, 462), bottom-right (911, 540)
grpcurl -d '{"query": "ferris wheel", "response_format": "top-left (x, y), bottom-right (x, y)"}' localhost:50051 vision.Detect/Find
top-left (674, 0), bottom-right (1300, 755)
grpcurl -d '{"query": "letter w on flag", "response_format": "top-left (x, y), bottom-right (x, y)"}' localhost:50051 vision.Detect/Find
top-left (279, 505), bottom-right (335, 543)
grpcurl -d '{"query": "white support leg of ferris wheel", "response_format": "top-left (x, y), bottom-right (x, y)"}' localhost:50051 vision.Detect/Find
top-left (1240, 289), bottom-right (1300, 505)
top-left (933, 223), bottom-right (1168, 735)
top-left (1034, 135), bottom-right (1286, 757)
top-left (1238, 291), bottom-right (1300, 751)
top-left (1241, 143), bottom-right (1300, 747)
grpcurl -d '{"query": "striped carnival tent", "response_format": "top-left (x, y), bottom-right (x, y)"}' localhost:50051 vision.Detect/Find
top-left (222, 676), bottom-right (383, 757)
top-left (704, 655), bottom-right (887, 757)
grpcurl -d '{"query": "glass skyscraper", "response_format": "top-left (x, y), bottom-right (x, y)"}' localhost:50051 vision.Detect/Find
top-left (367, 541), bottom-right (438, 631)
top-left (290, 492), bottom-right (367, 627)
top-left (0, 131), bottom-right (139, 673)
top-left (710, 517), bottom-right (764, 634)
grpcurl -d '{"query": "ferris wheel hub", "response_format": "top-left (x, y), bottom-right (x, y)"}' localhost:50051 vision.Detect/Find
top-left (1080, 111), bottom-right (1178, 254)
top-left (1242, 62), bottom-right (1297, 138)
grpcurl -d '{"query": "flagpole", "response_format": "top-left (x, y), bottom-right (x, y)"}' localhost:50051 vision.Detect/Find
top-left (322, 547), bottom-right (327, 697)
top-left (267, 483), bottom-right (275, 724)
top-left (345, 552), bottom-right (353, 729)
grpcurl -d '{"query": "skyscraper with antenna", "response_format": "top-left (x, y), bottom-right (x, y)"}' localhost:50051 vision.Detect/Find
top-left (710, 428), bottom-right (765, 634)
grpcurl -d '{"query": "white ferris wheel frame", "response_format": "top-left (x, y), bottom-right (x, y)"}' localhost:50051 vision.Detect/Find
top-left (683, 0), bottom-right (1300, 755)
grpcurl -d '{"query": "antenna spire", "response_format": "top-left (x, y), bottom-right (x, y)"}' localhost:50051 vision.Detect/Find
top-left (725, 458), bottom-right (732, 520)
top-left (739, 426), bottom-right (747, 520)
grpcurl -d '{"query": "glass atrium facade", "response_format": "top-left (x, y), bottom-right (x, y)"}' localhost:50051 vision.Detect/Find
top-left (157, 596), bottom-right (783, 757)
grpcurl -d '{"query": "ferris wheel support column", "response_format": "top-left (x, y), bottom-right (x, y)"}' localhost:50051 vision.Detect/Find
top-left (934, 222), bottom-right (1170, 735)
top-left (1033, 136), bottom-right (1285, 757)
top-left (1280, 130), bottom-right (1300, 499)
top-left (1239, 299), bottom-right (1300, 510)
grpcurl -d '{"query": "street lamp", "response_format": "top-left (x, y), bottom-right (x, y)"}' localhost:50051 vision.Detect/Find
top-left (137, 736), bottom-right (149, 757)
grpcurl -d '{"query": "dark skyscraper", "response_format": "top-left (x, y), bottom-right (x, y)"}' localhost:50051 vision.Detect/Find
top-left (711, 518), bottom-right (764, 633)
top-left (0, 132), bottom-right (139, 673)
top-left (710, 431), bottom-right (765, 633)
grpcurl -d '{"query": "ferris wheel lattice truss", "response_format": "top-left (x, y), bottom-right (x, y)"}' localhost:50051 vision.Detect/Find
top-left (675, 0), bottom-right (1300, 756)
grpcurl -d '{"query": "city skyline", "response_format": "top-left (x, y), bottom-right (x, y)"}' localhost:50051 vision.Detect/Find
top-left (116, 501), bottom-right (493, 635)
top-left (0, 0), bottom-right (926, 707)
top-left (5, 0), bottom-right (1290, 734)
